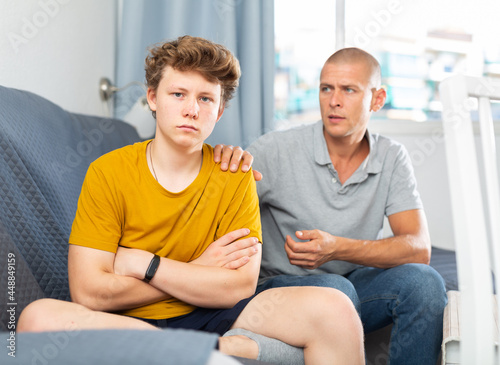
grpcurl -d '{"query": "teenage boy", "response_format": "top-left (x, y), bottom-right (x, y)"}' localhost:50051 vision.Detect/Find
top-left (18, 36), bottom-right (364, 365)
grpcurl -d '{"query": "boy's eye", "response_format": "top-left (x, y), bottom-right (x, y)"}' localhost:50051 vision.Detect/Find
top-left (200, 96), bottom-right (212, 103)
top-left (173, 92), bottom-right (183, 98)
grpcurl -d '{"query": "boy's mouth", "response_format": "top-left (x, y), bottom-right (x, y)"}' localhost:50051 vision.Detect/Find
top-left (178, 125), bottom-right (198, 131)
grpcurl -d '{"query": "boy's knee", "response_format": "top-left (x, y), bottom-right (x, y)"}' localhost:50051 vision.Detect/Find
top-left (317, 275), bottom-right (361, 314)
top-left (333, 279), bottom-right (360, 314)
top-left (18, 298), bottom-right (56, 332)
top-left (311, 288), bottom-right (362, 331)
top-left (18, 298), bottom-right (81, 332)
top-left (325, 289), bottom-right (364, 342)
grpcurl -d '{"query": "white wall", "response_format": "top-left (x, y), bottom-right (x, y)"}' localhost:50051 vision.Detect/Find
top-left (0, 0), bottom-right (117, 117)
top-left (371, 120), bottom-right (500, 251)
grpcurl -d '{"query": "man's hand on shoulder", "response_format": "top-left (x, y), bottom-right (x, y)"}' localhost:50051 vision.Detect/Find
top-left (284, 230), bottom-right (337, 270)
top-left (213, 144), bottom-right (262, 181)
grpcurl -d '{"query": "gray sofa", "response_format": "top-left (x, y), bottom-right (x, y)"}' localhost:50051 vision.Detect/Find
top-left (0, 85), bottom-right (266, 365)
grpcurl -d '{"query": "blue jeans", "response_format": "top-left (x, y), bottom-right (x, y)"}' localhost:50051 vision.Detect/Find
top-left (257, 264), bottom-right (447, 365)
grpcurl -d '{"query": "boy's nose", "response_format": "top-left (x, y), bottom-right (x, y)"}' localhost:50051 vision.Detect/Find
top-left (183, 99), bottom-right (199, 119)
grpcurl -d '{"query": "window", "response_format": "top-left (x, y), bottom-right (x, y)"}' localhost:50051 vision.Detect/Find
top-left (274, 0), bottom-right (500, 128)
top-left (274, 0), bottom-right (335, 129)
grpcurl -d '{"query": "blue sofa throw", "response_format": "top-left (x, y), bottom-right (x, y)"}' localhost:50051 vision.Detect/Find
top-left (0, 85), bottom-right (141, 330)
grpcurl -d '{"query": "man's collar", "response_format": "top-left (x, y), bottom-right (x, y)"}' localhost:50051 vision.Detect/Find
top-left (313, 121), bottom-right (382, 174)
top-left (313, 121), bottom-right (332, 166)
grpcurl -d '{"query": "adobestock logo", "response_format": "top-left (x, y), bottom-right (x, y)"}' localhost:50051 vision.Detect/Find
top-left (8, 0), bottom-right (72, 54)
top-left (353, 0), bottom-right (402, 48)
top-left (213, 0), bottom-right (243, 21)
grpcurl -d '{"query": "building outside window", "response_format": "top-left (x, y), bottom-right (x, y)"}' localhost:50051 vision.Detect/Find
top-left (274, 0), bottom-right (500, 129)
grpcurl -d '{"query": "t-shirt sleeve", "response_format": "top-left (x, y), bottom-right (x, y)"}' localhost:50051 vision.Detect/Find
top-left (215, 168), bottom-right (262, 243)
top-left (69, 163), bottom-right (123, 253)
top-left (385, 145), bottom-right (424, 217)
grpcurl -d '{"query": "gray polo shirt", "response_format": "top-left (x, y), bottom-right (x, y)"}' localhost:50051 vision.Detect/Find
top-left (247, 121), bottom-right (423, 280)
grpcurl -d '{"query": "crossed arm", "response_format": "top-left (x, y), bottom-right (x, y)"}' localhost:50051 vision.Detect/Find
top-left (69, 146), bottom-right (261, 313)
top-left (69, 229), bottom-right (261, 312)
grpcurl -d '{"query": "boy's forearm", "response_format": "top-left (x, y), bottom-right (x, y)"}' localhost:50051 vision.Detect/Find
top-left (150, 257), bottom-right (260, 308)
top-left (117, 246), bottom-right (261, 308)
top-left (68, 245), bottom-right (171, 312)
top-left (70, 271), bottom-right (171, 312)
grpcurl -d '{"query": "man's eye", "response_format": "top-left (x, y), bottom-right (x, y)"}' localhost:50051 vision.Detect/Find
top-left (200, 96), bottom-right (211, 102)
top-left (173, 93), bottom-right (183, 97)
top-left (321, 86), bottom-right (331, 92)
top-left (346, 88), bottom-right (355, 93)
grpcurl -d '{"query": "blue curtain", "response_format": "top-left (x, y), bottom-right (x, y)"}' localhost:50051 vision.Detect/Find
top-left (115, 0), bottom-right (274, 148)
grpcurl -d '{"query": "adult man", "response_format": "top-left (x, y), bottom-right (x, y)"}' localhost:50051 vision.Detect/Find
top-left (17, 36), bottom-right (364, 365)
top-left (245, 48), bottom-right (447, 365)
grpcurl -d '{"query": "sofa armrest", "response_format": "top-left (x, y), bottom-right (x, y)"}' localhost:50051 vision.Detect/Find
top-left (2, 328), bottom-right (222, 365)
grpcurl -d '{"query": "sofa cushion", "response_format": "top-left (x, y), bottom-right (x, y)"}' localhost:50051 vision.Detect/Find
top-left (0, 86), bottom-right (141, 330)
top-left (1, 328), bottom-right (220, 365)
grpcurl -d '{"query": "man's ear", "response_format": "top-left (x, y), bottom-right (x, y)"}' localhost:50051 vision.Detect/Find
top-left (146, 87), bottom-right (157, 113)
top-left (370, 87), bottom-right (387, 112)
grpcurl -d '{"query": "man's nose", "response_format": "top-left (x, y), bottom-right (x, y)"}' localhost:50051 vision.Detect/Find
top-left (329, 90), bottom-right (342, 108)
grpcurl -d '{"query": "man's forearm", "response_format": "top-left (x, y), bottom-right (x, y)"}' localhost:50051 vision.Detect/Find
top-left (287, 224), bottom-right (431, 270)
top-left (335, 234), bottom-right (431, 268)
top-left (344, 208), bottom-right (431, 268)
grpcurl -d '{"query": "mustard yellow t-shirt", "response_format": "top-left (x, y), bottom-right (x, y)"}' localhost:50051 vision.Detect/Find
top-left (69, 141), bottom-right (262, 319)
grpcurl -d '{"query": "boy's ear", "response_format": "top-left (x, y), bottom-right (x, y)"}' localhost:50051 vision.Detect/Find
top-left (146, 87), bottom-right (157, 113)
top-left (216, 103), bottom-right (225, 123)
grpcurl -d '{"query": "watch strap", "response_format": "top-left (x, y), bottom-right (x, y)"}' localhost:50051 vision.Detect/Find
top-left (144, 254), bottom-right (160, 283)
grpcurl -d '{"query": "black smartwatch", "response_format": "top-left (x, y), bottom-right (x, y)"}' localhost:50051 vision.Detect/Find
top-left (144, 255), bottom-right (160, 283)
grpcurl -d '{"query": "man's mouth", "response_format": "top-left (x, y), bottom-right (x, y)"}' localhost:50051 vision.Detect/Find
top-left (328, 114), bottom-right (345, 121)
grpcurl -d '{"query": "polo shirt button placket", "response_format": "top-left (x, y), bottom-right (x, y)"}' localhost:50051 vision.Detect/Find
top-left (327, 165), bottom-right (341, 194)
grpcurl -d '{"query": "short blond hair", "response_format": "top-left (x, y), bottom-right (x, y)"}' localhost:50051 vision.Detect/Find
top-left (325, 47), bottom-right (381, 88)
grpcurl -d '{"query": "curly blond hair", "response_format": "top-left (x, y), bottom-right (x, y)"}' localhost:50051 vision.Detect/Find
top-left (145, 35), bottom-right (241, 117)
